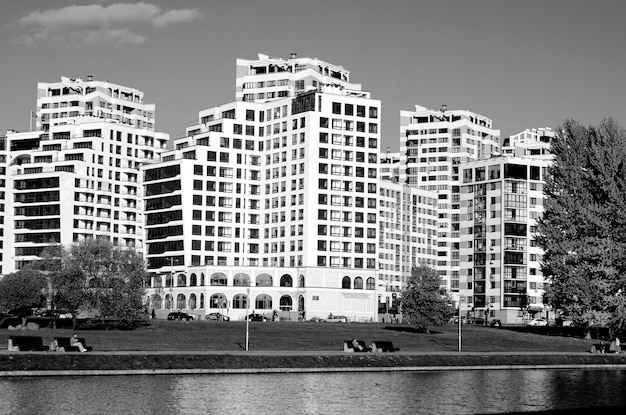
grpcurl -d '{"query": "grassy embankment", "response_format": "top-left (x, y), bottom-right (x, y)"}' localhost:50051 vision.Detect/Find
top-left (1, 320), bottom-right (625, 372)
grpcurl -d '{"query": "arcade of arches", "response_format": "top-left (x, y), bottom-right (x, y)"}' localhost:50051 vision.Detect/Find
top-left (147, 270), bottom-right (377, 321)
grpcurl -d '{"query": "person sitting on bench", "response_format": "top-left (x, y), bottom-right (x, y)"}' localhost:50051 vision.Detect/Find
top-left (351, 337), bottom-right (365, 351)
top-left (71, 334), bottom-right (88, 352)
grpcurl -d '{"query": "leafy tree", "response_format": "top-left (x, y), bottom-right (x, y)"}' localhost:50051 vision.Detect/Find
top-left (0, 268), bottom-right (47, 323)
top-left (51, 239), bottom-right (147, 329)
top-left (536, 119), bottom-right (626, 336)
top-left (401, 264), bottom-right (453, 333)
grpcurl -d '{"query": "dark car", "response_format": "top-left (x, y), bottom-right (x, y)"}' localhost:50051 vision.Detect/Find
top-left (167, 311), bottom-right (193, 321)
top-left (205, 312), bottom-right (230, 321)
top-left (246, 313), bottom-right (267, 322)
top-left (490, 319), bottom-right (502, 327)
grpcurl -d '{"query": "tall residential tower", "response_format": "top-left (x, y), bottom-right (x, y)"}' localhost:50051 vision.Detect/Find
top-left (1, 77), bottom-right (168, 274)
top-left (143, 54), bottom-right (382, 321)
top-left (399, 105), bottom-right (500, 294)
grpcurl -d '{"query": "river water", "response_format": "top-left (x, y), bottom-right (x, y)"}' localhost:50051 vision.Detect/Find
top-left (1, 369), bottom-right (625, 414)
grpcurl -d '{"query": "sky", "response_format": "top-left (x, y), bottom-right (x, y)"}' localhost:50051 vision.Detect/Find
top-left (1, 0), bottom-right (625, 151)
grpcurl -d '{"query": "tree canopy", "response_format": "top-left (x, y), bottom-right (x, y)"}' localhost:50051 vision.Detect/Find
top-left (537, 119), bottom-right (626, 335)
top-left (401, 264), bottom-right (453, 333)
top-left (0, 268), bottom-right (47, 315)
top-left (20, 239), bottom-right (148, 329)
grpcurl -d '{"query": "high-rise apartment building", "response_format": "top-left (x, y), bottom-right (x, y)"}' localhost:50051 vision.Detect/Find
top-left (458, 154), bottom-right (552, 324)
top-left (1, 77), bottom-right (168, 274)
top-left (377, 181), bottom-right (438, 314)
top-left (0, 130), bottom-right (6, 274)
top-left (143, 54), bottom-right (382, 321)
top-left (502, 127), bottom-right (555, 157)
top-left (399, 105), bottom-right (500, 294)
top-left (380, 150), bottom-right (400, 182)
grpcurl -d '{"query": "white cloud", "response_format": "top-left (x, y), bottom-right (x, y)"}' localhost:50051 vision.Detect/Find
top-left (12, 2), bottom-right (205, 47)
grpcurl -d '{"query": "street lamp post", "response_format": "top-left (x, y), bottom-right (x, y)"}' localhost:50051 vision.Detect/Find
top-left (458, 296), bottom-right (464, 352)
top-left (245, 286), bottom-right (251, 351)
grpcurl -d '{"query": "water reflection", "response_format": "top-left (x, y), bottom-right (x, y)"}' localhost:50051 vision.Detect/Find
top-left (1, 369), bottom-right (625, 415)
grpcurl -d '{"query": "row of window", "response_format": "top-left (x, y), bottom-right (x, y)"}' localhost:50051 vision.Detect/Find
top-left (331, 102), bottom-right (378, 119)
top-left (156, 292), bottom-right (295, 311)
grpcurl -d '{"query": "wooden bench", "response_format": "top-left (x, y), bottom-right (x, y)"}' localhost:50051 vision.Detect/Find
top-left (54, 337), bottom-right (93, 352)
top-left (590, 342), bottom-right (623, 354)
top-left (7, 336), bottom-right (49, 352)
top-left (343, 339), bottom-right (370, 352)
top-left (370, 341), bottom-right (399, 352)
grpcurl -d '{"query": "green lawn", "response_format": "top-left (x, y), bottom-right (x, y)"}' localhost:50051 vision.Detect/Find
top-left (1, 319), bottom-right (596, 353)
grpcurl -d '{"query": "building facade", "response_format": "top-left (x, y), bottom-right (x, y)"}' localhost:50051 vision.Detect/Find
top-left (1, 77), bottom-right (168, 274)
top-left (377, 181), bottom-right (438, 315)
top-left (143, 54), bottom-right (383, 321)
top-left (399, 105), bottom-right (501, 294)
top-left (458, 155), bottom-right (552, 324)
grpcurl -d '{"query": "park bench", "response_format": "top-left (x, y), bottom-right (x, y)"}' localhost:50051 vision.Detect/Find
top-left (54, 337), bottom-right (93, 352)
top-left (343, 339), bottom-right (370, 352)
top-left (370, 341), bottom-right (399, 352)
top-left (590, 342), bottom-right (624, 354)
top-left (7, 336), bottom-right (49, 352)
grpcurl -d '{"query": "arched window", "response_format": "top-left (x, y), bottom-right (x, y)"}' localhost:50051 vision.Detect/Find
top-left (256, 273), bottom-right (273, 287)
top-left (234, 273), bottom-right (250, 286)
top-left (354, 277), bottom-right (364, 290)
top-left (298, 274), bottom-right (305, 288)
top-left (366, 277), bottom-right (376, 290)
top-left (210, 272), bottom-right (228, 285)
top-left (232, 294), bottom-right (248, 309)
top-left (199, 293), bottom-right (204, 308)
top-left (177, 274), bottom-right (187, 287)
top-left (189, 294), bottom-right (197, 310)
top-left (255, 294), bottom-right (272, 309)
top-left (280, 274), bottom-right (293, 287)
top-left (279, 295), bottom-right (293, 311)
top-left (210, 293), bottom-right (228, 309)
top-left (153, 276), bottom-right (162, 288)
top-left (200, 273), bottom-right (205, 286)
top-left (298, 295), bottom-right (305, 312)
top-left (342, 276), bottom-right (351, 289)
top-left (164, 294), bottom-right (172, 309)
top-left (165, 274), bottom-right (174, 287)
top-left (189, 273), bottom-right (197, 287)
top-left (176, 293), bottom-right (186, 309)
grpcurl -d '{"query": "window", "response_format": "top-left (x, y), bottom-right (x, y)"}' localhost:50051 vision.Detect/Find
top-left (256, 273), bottom-right (273, 287)
top-left (342, 276), bottom-right (351, 289)
top-left (232, 294), bottom-right (248, 309)
top-left (210, 272), bottom-right (227, 285)
top-left (255, 294), bottom-right (272, 310)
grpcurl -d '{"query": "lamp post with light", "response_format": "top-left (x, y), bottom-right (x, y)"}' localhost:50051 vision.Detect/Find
top-left (245, 286), bottom-right (251, 351)
top-left (458, 295), bottom-right (465, 352)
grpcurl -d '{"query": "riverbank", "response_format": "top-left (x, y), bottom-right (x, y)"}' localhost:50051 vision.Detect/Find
top-left (2, 320), bottom-right (624, 375)
top-left (1, 351), bottom-right (626, 376)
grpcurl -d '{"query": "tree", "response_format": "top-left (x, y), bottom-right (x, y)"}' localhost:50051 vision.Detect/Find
top-left (51, 239), bottom-right (147, 329)
top-left (401, 264), bottom-right (453, 333)
top-left (0, 268), bottom-right (47, 323)
top-left (536, 119), bottom-right (626, 336)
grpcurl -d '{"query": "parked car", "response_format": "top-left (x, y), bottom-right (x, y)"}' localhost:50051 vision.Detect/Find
top-left (489, 319), bottom-right (502, 328)
top-left (527, 318), bottom-right (547, 327)
top-left (167, 311), bottom-right (193, 321)
top-left (325, 315), bottom-right (348, 323)
top-left (246, 313), bottom-right (267, 322)
top-left (205, 312), bottom-right (230, 321)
